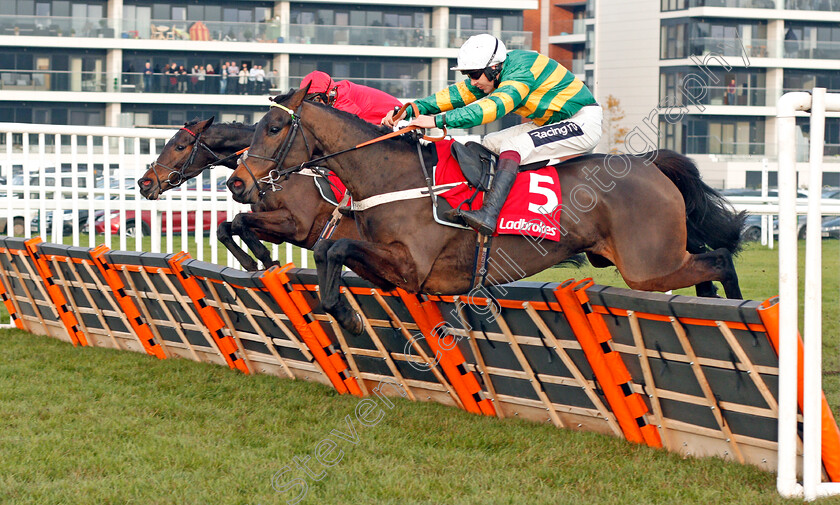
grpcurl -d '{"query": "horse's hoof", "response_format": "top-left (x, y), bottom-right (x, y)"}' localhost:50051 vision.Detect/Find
top-left (348, 312), bottom-right (364, 336)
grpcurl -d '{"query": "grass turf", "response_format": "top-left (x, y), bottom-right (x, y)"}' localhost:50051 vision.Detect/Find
top-left (0, 241), bottom-right (839, 504)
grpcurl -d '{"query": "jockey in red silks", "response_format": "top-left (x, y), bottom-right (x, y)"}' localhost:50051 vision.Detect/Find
top-left (300, 70), bottom-right (403, 125)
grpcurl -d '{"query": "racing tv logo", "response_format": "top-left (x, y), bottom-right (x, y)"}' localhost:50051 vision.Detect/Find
top-left (529, 122), bottom-right (584, 147)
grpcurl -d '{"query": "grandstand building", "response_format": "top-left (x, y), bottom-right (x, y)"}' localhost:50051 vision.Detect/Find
top-left (527, 0), bottom-right (840, 188)
top-left (0, 0), bottom-right (535, 135)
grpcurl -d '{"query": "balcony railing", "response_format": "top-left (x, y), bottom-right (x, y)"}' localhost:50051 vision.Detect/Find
top-left (447, 30), bottom-right (532, 50)
top-left (784, 0), bottom-right (840, 10)
top-left (674, 84), bottom-right (767, 106)
top-left (0, 14), bottom-right (113, 37)
top-left (0, 69), bottom-right (108, 92)
top-left (551, 18), bottom-right (586, 36)
top-left (783, 40), bottom-right (840, 60)
top-left (689, 37), bottom-right (772, 58)
top-left (0, 69), bottom-right (436, 98)
top-left (0, 15), bottom-right (533, 50)
top-left (687, 0), bottom-right (776, 7)
top-left (687, 137), bottom-right (766, 155)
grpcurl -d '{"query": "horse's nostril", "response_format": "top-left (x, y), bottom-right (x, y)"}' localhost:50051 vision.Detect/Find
top-left (233, 180), bottom-right (243, 188)
top-left (141, 180), bottom-right (151, 187)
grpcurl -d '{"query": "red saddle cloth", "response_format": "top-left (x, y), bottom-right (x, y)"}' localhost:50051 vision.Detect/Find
top-left (326, 172), bottom-right (347, 202)
top-left (434, 139), bottom-right (563, 242)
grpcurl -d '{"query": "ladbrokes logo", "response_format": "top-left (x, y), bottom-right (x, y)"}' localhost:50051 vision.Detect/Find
top-left (529, 122), bottom-right (584, 147)
top-left (498, 218), bottom-right (558, 238)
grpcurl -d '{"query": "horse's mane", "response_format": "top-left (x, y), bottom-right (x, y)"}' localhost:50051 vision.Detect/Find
top-left (184, 117), bottom-right (255, 130)
top-left (271, 90), bottom-right (417, 147)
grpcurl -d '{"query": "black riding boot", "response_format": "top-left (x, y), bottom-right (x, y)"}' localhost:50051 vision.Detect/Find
top-left (460, 158), bottom-right (518, 235)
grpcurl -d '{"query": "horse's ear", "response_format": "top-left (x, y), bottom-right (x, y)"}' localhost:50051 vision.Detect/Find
top-left (290, 85), bottom-right (309, 109)
top-left (206, 116), bottom-right (215, 127)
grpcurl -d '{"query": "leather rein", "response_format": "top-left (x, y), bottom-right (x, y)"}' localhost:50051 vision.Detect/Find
top-left (149, 126), bottom-right (247, 189)
top-left (239, 101), bottom-right (446, 198)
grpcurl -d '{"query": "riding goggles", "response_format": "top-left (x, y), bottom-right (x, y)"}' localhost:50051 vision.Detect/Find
top-left (461, 69), bottom-right (485, 81)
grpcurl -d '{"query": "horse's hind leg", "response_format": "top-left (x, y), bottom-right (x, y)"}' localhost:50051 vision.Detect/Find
top-left (626, 248), bottom-right (742, 299)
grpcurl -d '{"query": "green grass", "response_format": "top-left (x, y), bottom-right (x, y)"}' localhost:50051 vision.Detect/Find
top-left (1, 330), bottom-right (837, 505)
top-left (1, 240), bottom-right (839, 504)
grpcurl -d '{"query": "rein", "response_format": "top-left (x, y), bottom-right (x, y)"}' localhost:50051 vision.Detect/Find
top-left (254, 101), bottom-right (447, 190)
top-left (238, 102), bottom-right (312, 197)
top-left (149, 127), bottom-right (243, 189)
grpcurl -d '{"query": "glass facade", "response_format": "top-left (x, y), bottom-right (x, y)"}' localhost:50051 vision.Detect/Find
top-left (784, 22), bottom-right (840, 59)
top-left (660, 116), bottom-right (766, 155)
top-left (783, 70), bottom-right (840, 93)
top-left (660, 67), bottom-right (767, 106)
top-left (290, 55), bottom-right (432, 100)
top-left (0, 47), bottom-right (106, 92)
top-left (660, 18), bottom-right (767, 59)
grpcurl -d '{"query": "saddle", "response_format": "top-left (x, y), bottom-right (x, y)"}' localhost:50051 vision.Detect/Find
top-left (450, 141), bottom-right (496, 192)
top-left (449, 141), bottom-right (550, 193)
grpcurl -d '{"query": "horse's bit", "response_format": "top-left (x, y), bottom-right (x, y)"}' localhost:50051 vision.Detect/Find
top-left (148, 126), bottom-right (223, 188)
top-left (237, 102), bottom-right (314, 197)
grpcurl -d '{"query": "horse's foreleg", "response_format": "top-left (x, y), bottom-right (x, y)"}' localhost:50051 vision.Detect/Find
top-left (217, 221), bottom-right (259, 271)
top-left (231, 211), bottom-right (295, 270)
top-left (314, 238), bottom-right (417, 335)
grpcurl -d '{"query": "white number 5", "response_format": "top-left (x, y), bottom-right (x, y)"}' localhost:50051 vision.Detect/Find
top-left (527, 173), bottom-right (558, 214)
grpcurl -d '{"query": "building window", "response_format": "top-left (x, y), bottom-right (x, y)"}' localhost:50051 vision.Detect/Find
top-left (291, 55), bottom-right (431, 99)
top-left (784, 22), bottom-right (840, 59)
top-left (784, 70), bottom-right (840, 94)
top-left (660, 21), bottom-right (687, 59)
top-left (785, 0), bottom-right (840, 11)
top-left (660, 67), bottom-right (766, 106)
top-left (661, 116), bottom-right (765, 155)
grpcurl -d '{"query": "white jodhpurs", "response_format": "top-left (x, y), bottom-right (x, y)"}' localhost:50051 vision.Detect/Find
top-left (481, 104), bottom-right (603, 165)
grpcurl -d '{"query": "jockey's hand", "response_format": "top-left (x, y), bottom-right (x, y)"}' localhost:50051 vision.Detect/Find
top-left (381, 108), bottom-right (406, 128)
top-left (408, 115), bottom-right (436, 129)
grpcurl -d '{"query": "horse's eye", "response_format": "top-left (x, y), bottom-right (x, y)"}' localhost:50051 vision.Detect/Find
top-left (269, 126), bottom-right (281, 134)
top-left (176, 145), bottom-right (186, 151)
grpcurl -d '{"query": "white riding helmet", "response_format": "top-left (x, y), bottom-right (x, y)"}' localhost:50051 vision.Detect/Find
top-left (450, 34), bottom-right (507, 71)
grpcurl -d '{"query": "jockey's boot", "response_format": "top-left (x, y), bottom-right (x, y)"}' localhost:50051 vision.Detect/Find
top-left (460, 157), bottom-right (518, 235)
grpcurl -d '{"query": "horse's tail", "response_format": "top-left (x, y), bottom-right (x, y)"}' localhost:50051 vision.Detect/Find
top-left (641, 150), bottom-right (747, 254)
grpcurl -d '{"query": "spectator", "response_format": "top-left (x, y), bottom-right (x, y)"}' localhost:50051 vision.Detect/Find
top-left (238, 64), bottom-right (249, 94)
top-left (143, 61), bottom-right (153, 92)
top-left (178, 65), bottom-right (188, 93)
top-left (205, 64), bottom-right (215, 94)
top-left (255, 65), bottom-right (266, 94)
top-left (190, 65), bottom-right (200, 93)
top-left (219, 62), bottom-right (228, 94)
top-left (248, 63), bottom-right (257, 94)
top-left (726, 78), bottom-right (736, 105)
top-left (270, 68), bottom-right (280, 93)
top-left (165, 64), bottom-right (176, 93)
top-left (227, 61), bottom-right (239, 94)
top-left (198, 65), bottom-right (206, 93)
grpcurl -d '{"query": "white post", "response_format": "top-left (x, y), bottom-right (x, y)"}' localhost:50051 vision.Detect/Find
top-left (761, 157), bottom-right (769, 246)
top-left (775, 90), bottom-right (811, 499)
top-left (776, 89), bottom-right (840, 500)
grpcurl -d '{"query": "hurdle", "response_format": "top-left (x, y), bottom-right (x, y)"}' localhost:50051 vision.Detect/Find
top-left (776, 88), bottom-right (840, 500)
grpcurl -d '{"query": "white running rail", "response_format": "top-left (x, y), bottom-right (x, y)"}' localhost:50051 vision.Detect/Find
top-left (0, 122), bottom-right (308, 269)
top-left (776, 88), bottom-right (840, 501)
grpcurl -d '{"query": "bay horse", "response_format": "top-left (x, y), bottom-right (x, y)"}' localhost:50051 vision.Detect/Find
top-left (137, 117), bottom-right (358, 271)
top-left (228, 88), bottom-right (745, 335)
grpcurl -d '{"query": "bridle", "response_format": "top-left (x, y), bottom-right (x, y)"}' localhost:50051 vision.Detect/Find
top-left (148, 126), bottom-right (224, 189)
top-left (238, 100), bottom-right (446, 198)
top-left (237, 102), bottom-right (314, 198)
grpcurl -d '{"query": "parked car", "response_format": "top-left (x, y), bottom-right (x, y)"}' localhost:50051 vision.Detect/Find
top-left (31, 176), bottom-right (136, 235)
top-left (722, 188), bottom-right (810, 240)
top-left (90, 208), bottom-right (231, 236)
top-left (88, 177), bottom-right (229, 236)
top-left (821, 216), bottom-right (840, 239)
